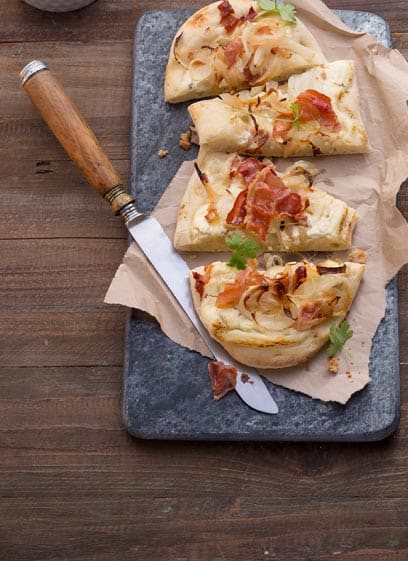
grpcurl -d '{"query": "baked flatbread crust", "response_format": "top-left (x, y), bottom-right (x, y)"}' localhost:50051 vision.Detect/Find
top-left (191, 259), bottom-right (365, 368)
top-left (189, 60), bottom-right (370, 157)
top-left (175, 149), bottom-right (357, 252)
top-left (165, 0), bottom-right (326, 103)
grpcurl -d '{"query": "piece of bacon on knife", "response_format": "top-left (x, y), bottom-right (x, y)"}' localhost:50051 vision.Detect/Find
top-left (208, 360), bottom-right (237, 400)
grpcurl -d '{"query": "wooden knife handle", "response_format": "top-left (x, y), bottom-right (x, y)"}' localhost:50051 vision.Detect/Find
top-left (20, 60), bottom-right (134, 215)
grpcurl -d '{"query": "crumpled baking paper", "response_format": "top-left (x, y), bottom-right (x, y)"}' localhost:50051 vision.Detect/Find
top-left (105, 0), bottom-right (408, 403)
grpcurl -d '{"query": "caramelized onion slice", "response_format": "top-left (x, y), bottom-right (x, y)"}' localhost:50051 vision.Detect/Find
top-left (316, 262), bottom-right (347, 275)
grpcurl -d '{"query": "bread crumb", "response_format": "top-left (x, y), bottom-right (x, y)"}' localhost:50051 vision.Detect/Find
top-left (179, 129), bottom-right (191, 150)
top-left (158, 149), bottom-right (168, 158)
top-left (346, 370), bottom-right (352, 378)
top-left (327, 357), bottom-right (339, 374)
top-left (348, 248), bottom-right (366, 264)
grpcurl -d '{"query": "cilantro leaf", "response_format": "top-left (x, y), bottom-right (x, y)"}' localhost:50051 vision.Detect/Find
top-left (273, 102), bottom-right (301, 133)
top-left (290, 102), bottom-right (301, 130)
top-left (277, 2), bottom-right (296, 23)
top-left (227, 253), bottom-right (247, 270)
top-left (327, 320), bottom-right (353, 358)
top-left (257, 0), bottom-right (297, 23)
top-left (226, 233), bottom-right (260, 270)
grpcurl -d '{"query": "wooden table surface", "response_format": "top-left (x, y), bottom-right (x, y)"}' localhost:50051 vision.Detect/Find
top-left (1, 1), bottom-right (407, 560)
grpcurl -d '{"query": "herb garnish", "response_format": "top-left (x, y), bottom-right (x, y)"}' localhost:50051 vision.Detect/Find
top-left (274, 102), bottom-right (301, 131)
top-left (257, 0), bottom-right (297, 24)
top-left (327, 320), bottom-right (353, 358)
top-left (290, 102), bottom-right (301, 130)
top-left (226, 233), bottom-right (260, 270)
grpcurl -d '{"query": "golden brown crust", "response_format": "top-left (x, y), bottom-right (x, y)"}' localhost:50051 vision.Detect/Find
top-left (189, 61), bottom-right (370, 156)
top-left (165, 0), bottom-right (326, 103)
top-left (174, 149), bottom-right (358, 252)
top-left (190, 260), bottom-right (365, 369)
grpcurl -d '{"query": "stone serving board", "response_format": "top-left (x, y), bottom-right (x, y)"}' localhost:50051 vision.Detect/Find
top-left (123, 8), bottom-right (400, 441)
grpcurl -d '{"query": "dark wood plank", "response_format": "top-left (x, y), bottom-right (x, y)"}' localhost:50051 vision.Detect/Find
top-left (0, 0), bottom-right (406, 43)
top-left (0, 363), bottom-right (406, 559)
top-left (0, 42), bottom-right (132, 161)
top-left (0, 2), bottom-right (407, 561)
top-left (0, 158), bottom-right (128, 239)
top-left (0, 0), bottom-right (204, 43)
top-left (0, 397), bottom-right (406, 561)
top-left (0, 238), bottom-right (127, 367)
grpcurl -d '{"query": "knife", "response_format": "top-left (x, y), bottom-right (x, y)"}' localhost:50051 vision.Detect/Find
top-left (20, 60), bottom-right (278, 415)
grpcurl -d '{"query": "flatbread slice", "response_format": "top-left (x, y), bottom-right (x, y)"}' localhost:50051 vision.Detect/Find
top-left (174, 149), bottom-right (357, 252)
top-left (188, 60), bottom-right (370, 157)
top-left (191, 258), bottom-right (365, 368)
top-left (165, 0), bottom-right (326, 103)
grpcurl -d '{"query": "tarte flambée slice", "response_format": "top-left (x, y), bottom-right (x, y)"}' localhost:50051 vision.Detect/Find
top-left (191, 258), bottom-right (365, 368)
top-left (174, 150), bottom-right (357, 252)
top-left (188, 60), bottom-right (370, 157)
top-left (165, 0), bottom-right (326, 103)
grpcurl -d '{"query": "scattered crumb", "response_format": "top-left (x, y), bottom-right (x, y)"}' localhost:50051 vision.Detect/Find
top-left (348, 248), bottom-right (367, 264)
top-left (345, 370), bottom-right (352, 378)
top-left (179, 129), bottom-right (192, 150)
top-left (361, 341), bottom-right (365, 347)
top-left (327, 357), bottom-right (339, 374)
top-left (158, 149), bottom-right (168, 158)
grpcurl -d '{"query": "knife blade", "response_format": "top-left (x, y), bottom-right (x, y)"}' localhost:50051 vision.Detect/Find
top-left (127, 215), bottom-right (278, 414)
top-left (20, 59), bottom-right (279, 415)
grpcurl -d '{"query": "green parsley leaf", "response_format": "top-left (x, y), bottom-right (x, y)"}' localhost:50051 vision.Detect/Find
top-left (273, 102), bottom-right (301, 134)
top-left (225, 233), bottom-right (260, 270)
top-left (257, 0), bottom-right (297, 24)
top-left (258, 0), bottom-right (278, 10)
top-left (290, 102), bottom-right (301, 130)
top-left (277, 2), bottom-right (296, 23)
top-left (327, 320), bottom-right (353, 358)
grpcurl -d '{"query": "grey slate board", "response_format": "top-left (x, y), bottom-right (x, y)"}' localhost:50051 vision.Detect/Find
top-left (124, 9), bottom-right (400, 441)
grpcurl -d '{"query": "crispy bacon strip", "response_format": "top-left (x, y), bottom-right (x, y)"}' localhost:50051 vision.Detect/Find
top-left (227, 163), bottom-right (308, 239)
top-left (237, 157), bottom-right (268, 184)
top-left (245, 170), bottom-right (307, 241)
top-left (275, 192), bottom-right (305, 219)
top-left (295, 89), bottom-right (341, 132)
top-left (192, 264), bottom-right (213, 299)
top-left (293, 295), bottom-right (339, 330)
top-left (243, 6), bottom-right (257, 22)
top-left (224, 37), bottom-right (244, 68)
top-left (218, 0), bottom-right (240, 32)
top-left (218, 1), bottom-right (256, 33)
top-left (272, 114), bottom-right (294, 140)
top-left (226, 189), bottom-right (247, 225)
top-left (273, 89), bottom-right (340, 140)
top-left (216, 267), bottom-right (265, 308)
top-left (208, 361), bottom-right (237, 400)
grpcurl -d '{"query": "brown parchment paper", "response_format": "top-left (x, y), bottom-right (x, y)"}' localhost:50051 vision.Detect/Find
top-left (105, 0), bottom-right (408, 404)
